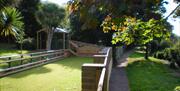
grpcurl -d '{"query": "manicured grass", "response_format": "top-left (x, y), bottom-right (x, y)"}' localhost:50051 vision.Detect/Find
top-left (0, 43), bottom-right (29, 56)
top-left (0, 50), bottom-right (29, 56)
top-left (0, 56), bottom-right (93, 91)
top-left (126, 52), bottom-right (180, 91)
top-left (128, 51), bottom-right (144, 58)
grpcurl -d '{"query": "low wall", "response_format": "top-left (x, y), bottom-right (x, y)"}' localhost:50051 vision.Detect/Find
top-left (115, 46), bottom-right (125, 61)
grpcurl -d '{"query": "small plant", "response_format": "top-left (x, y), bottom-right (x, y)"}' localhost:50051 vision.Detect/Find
top-left (155, 51), bottom-right (164, 59)
top-left (175, 86), bottom-right (180, 91)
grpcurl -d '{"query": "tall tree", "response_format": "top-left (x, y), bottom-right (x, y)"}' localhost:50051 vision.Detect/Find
top-left (18, 0), bottom-right (41, 38)
top-left (36, 2), bottom-right (65, 50)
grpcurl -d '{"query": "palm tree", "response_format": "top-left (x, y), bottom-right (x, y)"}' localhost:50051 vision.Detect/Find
top-left (0, 7), bottom-right (24, 37)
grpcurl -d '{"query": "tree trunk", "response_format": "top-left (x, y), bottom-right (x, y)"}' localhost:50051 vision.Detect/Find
top-left (145, 43), bottom-right (149, 59)
top-left (112, 46), bottom-right (117, 67)
top-left (46, 28), bottom-right (54, 50)
top-left (20, 43), bottom-right (23, 54)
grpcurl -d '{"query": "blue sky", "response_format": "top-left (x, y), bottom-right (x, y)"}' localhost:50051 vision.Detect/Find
top-left (41, 0), bottom-right (180, 36)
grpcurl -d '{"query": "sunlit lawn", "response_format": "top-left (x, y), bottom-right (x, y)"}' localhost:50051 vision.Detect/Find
top-left (0, 50), bottom-right (29, 56)
top-left (0, 56), bottom-right (93, 91)
top-left (126, 51), bottom-right (180, 91)
top-left (0, 43), bottom-right (29, 56)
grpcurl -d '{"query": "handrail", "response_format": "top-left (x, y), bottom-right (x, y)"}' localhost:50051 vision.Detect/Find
top-left (96, 47), bottom-right (111, 91)
top-left (97, 68), bottom-right (106, 91)
top-left (82, 47), bottom-right (112, 91)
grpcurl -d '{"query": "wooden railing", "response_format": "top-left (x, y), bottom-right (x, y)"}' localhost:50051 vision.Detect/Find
top-left (0, 50), bottom-right (65, 77)
top-left (82, 47), bottom-right (112, 91)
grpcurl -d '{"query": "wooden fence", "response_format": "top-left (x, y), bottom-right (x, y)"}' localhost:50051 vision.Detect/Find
top-left (0, 50), bottom-right (65, 77)
top-left (82, 47), bottom-right (112, 91)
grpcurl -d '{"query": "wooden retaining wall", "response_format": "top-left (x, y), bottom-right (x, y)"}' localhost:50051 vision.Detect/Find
top-left (82, 47), bottom-right (112, 91)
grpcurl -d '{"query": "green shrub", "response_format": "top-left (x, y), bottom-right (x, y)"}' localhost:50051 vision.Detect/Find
top-left (159, 40), bottom-right (172, 50)
top-left (163, 48), bottom-right (171, 60)
top-left (154, 46), bottom-right (180, 68)
top-left (17, 38), bottom-right (36, 50)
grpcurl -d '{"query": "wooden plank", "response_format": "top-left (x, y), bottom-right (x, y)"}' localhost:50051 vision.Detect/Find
top-left (0, 52), bottom-right (64, 64)
top-left (97, 68), bottom-right (106, 91)
top-left (82, 63), bottom-right (104, 68)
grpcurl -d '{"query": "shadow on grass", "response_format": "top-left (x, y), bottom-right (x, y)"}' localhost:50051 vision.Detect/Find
top-left (5, 56), bottom-right (93, 78)
top-left (0, 49), bottom-right (29, 56)
top-left (50, 56), bottom-right (93, 70)
top-left (128, 51), bottom-right (145, 58)
top-left (7, 66), bottom-right (52, 78)
top-left (126, 51), bottom-right (180, 91)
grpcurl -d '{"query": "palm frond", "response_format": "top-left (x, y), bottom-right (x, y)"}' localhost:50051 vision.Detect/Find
top-left (0, 7), bottom-right (24, 37)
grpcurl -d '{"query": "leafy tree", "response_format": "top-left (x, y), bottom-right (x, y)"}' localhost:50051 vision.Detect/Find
top-left (36, 2), bottom-right (65, 50)
top-left (67, 0), bottom-right (167, 44)
top-left (101, 16), bottom-right (171, 59)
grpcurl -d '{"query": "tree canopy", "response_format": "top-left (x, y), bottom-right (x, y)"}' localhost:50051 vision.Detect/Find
top-left (36, 3), bottom-right (65, 28)
top-left (36, 2), bottom-right (66, 50)
top-left (67, 0), bottom-right (169, 45)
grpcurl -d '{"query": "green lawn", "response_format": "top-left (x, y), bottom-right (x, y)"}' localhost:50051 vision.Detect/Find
top-left (0, 56), bottom-right (93, 91)
top-left (0, 43), bottom-right (29, 56)
top-left (0, 49), bottom-right (29, 56)
top-left (126, 51), bottom-right (180, 91)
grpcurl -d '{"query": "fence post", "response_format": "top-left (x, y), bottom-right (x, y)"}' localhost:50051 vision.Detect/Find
top-left (20, 55), bottom-right (23, 65)
top-left (30, 54), bottom-right (33, 62)
top-left (8, 57), bottom-right (11, 68)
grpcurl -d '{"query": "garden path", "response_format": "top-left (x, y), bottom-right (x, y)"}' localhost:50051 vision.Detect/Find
top-left (109, 50), bottom-right (133, 91)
